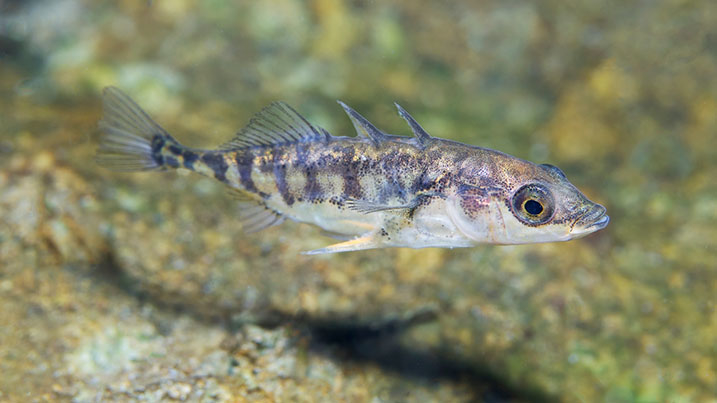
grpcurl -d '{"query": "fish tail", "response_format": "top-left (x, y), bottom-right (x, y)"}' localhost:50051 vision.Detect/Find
top-left (96, 86), bottom-right (178, 171)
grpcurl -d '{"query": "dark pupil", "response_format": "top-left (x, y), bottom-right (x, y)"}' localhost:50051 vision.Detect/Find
top-left (525, 199), bottom-right (543, 215)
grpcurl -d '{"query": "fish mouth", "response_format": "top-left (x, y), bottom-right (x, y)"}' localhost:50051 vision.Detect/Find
top-left (587, 213), bottom-right (610, 230)
top-left (571, 204), bottom-right (609, 234)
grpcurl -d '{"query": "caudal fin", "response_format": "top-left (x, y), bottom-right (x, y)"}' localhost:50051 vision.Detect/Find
top-left (96, 86), bottom-right (172, 171)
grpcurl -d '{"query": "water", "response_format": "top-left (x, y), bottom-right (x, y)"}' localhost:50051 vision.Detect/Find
top-left (1, 1), bottom-right (716, 401)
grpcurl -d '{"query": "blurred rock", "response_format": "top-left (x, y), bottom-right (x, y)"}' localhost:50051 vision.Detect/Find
top-left (2, 0), bottom-right (717, 401)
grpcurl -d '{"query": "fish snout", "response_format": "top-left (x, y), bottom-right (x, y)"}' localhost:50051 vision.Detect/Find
top-left (571, 203), bottom-right (609, 235)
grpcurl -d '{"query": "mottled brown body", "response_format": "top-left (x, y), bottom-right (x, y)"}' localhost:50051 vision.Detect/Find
top-left (156, 136), bottom-right (447, 237)
top-left (97, 87), bottom-right (608, 253)
top-left (204, 139), bottom-right (434, 213)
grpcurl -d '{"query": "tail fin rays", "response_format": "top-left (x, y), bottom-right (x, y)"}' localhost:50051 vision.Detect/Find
top-left (96, 86), bottom-right (171, 171)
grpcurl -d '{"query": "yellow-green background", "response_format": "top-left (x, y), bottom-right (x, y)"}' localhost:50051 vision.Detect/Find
top-left (1, 0), bottom-right (716, 401)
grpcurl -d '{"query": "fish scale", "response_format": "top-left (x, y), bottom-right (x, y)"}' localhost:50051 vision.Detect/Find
top-left (97, 87), bottom-right (609, 254)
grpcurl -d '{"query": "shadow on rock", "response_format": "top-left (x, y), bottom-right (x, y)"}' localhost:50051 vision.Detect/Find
top-left (88, 252), bottom-right (555, 403)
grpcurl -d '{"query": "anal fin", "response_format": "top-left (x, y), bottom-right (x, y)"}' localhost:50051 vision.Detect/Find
top-left (228, 188), bottom-right (285, 233)
top-left (320, 230), bottom-right (354, 241)
top-left (240, 207), bottom-right (285, 233)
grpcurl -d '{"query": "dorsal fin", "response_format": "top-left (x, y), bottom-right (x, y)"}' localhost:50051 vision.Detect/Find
top-left (394, 103), bottom-right (433, 147)
top-left (337, 101), bottom-right (388, 146)
top-left (220, 102), bottom-right (328, 150)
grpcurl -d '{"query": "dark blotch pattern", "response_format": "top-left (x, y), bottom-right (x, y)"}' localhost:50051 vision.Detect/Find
top-left (235, 150), bottom-right (260, 194)
top-left (151, 135), bottom-right (165, 153)
top-left (165, 156), bottom-right (179, 168)
top-left (202, 153), bottom-right (228, 183)
top-left (168, 144), bottom-right (183, 155)
top-left (182, 150), bottom-right (198, 169)
top-left (273, 149), bottom-right (295, 206)
top-left (151, 134), bottom-right (165, 166)
top-left (337, 146), bottom-right (363, 199)
top-left (298, 144), bottom-right (323, 202)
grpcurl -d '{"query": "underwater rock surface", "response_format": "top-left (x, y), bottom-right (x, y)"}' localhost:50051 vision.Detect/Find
top-left (2, 0), bottom-right (717, 401)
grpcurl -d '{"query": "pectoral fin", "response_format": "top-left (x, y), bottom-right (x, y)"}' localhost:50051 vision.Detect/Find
top-left (303, 233), bottom-right (382, 254)
top-left (345, 193), bottom-right (440, 214)
top-left (344, 199), bottom-right (415, 214)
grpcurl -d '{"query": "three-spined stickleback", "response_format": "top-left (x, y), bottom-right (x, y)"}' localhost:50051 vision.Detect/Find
top-left (97, 87), bottom-right (608, 254)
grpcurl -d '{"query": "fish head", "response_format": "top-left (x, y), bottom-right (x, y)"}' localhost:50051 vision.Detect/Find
top-left (448, 155), bottom-right (609, 244)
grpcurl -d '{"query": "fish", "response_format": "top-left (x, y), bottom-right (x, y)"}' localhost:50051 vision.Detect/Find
top-left (96, 87), bottom-right (609, 254)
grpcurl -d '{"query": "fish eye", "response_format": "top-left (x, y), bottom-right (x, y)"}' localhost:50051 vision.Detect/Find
top-left (524, 199), bottom-right (543, 215)
top-left (511, 184), bottom-right (555, 225)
